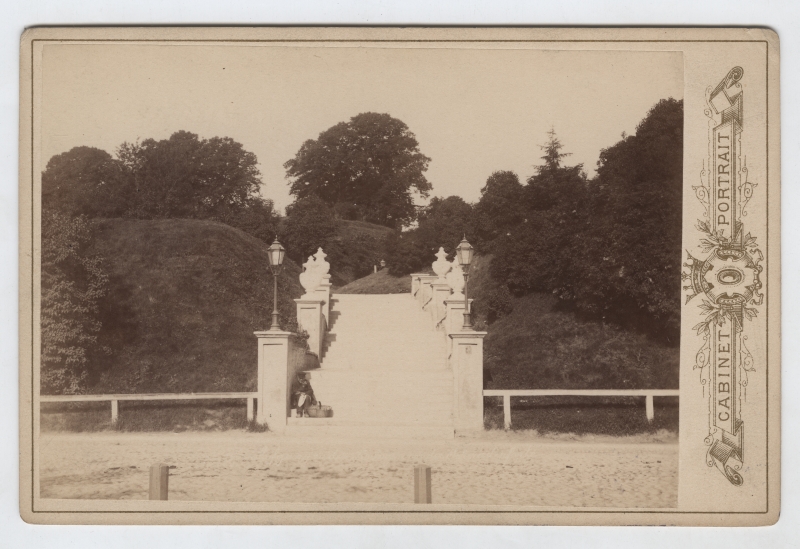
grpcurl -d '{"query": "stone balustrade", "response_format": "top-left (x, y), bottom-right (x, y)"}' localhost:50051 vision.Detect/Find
top-left (408, 246), bottom-right (487, 433)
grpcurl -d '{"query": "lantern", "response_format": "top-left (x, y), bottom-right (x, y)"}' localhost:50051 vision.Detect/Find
top-left (456, 237), bottom-right (474, 273)
top-left (456, 237), bottom-right (474, 330)
top-left (267, 238), bottom-right (286, 271)
top-left (267, 237), bottom-right (286, 330)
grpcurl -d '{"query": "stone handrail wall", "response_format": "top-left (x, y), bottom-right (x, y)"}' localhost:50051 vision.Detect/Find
top-left (411, 253), bottom-right (487, 434)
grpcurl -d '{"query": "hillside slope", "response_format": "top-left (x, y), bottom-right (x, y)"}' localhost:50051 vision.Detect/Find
top-left (467, 255), bottom-right (679, 391)
top-left (86, 218), bottom-right (304, 394)
top-left (334, 269), bottom-right (411, 294)
top-left (326, 219), bottom-right (394, 287)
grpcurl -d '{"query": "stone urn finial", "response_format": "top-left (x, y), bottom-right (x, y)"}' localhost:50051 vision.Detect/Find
top-left (313, 247), bottom-right (330, 276)
top-left (299, 255), bottom-right (323, 297)
top-left (432, 247), bottom-right (452, 281)
top-left (447, 260), bottom-right (465, 298)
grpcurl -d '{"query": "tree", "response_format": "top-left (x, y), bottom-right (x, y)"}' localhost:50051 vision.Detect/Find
top-left (43, 132), bottom-right (264, 223)
top-left (490, 100), bottom-right (684, 342)
top-left (117, 131), bottom-right (263, 221)
top-left (525, 129), bottom-right (587, 212)
top-left (280, 196), bottom-right (339, 264)
top-left (383, 195), bottom-right (476, 276)
top-left (563, 98), bottom-right (684, 341)
top-left (40, 212), bottom-right (109, 394)
top-left (417, 196), bottom-right (476, 252)
top-left (473, 170), bottom-right (525, 250)
top-left (41, 146), bottom-right (128, 217)
top-left (284, 112), bottom-right (432, 229)
top-left (491, 130), bottom-right (589, 295)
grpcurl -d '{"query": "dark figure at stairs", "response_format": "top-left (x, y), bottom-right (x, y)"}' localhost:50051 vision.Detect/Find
top-left (292, 372), bottom-right (317, 417)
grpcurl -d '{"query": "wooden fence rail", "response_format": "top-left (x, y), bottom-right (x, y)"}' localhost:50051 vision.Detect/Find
top-left (40, 392), bottom-right (259, 424)
top-left (482, 389), bottom-right (680, 430)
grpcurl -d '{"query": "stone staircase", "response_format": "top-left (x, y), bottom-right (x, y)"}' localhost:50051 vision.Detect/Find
top-left (285, 293), bottom-right (455, 439)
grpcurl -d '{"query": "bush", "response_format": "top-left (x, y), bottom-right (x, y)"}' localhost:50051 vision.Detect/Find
top-left (484, 285), bottom-right (514, 322)
top-left (40, 212), bottom-right (110, 394)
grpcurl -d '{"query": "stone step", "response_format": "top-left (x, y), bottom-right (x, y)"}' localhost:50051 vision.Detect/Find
top-left (323, 343), bottom-right (445, 352)
top-left (314, 365), bottom-right (449, 374)
top-left (284, 419), bottom-right (455, 439)
top-left (320, 410), bottom-right (454, 421)
top-left (309, 391), bottom-right (453, 403)
top-left (319, 358), bottom-right (447, 369)
top-left (298, 293), bottom-right (456, 435)
top-left (311, 380), bottom-right (452, 390)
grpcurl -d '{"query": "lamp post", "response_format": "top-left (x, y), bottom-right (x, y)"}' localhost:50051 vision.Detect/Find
top-left (456, 236), bottom-right (474, 330)
top-left (267, 237), bottom-right (286, 330)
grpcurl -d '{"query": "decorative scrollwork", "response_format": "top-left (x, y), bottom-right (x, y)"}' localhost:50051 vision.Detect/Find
top-left (724, 465), bottom-right (745, 487)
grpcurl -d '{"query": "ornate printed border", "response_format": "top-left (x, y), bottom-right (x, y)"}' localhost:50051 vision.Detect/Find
top-left (684, 67), bottom-right (763, 486)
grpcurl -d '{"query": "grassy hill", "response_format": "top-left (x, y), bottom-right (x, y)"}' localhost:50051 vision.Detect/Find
top-left (86, 218), bottom-right (305, 394)
top-left (335, 268), bottom-right (412, 294)
top-left (326, 219), bottom-right (394, 287)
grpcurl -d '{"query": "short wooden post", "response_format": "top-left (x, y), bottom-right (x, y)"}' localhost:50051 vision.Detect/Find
top-left (149, 463), bottom-right (169, 500)
top-left (414, 464), bottom-right (432, 504)
top-left (111, 399), bottom-right (119, 425)
top-left (503, 394), bottom-right (512, 430)
top-left (645, 394), bottom-right (654, 423)
top-left (246, 397), bottom-right (254, 422)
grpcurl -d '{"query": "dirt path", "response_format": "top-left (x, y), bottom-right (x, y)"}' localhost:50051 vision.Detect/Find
top-left (39, 431), bottom-right (678, 508)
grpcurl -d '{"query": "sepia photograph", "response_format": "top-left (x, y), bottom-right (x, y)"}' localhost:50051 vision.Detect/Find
top-left (18, 27), bottom-right (780, 526)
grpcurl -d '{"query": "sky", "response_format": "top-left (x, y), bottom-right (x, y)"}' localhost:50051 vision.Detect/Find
top-left (40, 44), bottom-right (682, 213)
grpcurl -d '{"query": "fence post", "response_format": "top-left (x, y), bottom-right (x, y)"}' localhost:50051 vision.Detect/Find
top-left (414, 464), bottom-right (432, 503)
top-left (246, 397), bottom-right (254, 422)
top-left (503, 395), bottom-right (512, 430)
top-left (110, 399), bottom-right (119, 425)
top-left (149, 463), bottom-right (169, 500)
top-left (645, 394), bottom-right (654, 423)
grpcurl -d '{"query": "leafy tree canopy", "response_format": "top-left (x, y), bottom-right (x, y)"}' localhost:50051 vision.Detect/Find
top-left (383, 195), bottom-right (477, 276)
top-left (525, 129), bottom-right (587, 212)
top-left (42, 132), bottom-right (280, 245)
top-left (280, 196), bottom-right (339, 264)
top-left (43, 131), bottom-right (268, 223)
top-left (42, 146), bottom-right (127, 217)
top-left (117, 131), bottom-right (263, 221)
top-left (490, 99), bottom-right (684, 342)
top-left (284, 112), bottom-right (432, 229)
top-left (474, 170), bottom-right (525, 249)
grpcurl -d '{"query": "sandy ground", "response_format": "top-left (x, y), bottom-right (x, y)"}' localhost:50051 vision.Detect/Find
top-left (38, 430), bottom-right (678, 508)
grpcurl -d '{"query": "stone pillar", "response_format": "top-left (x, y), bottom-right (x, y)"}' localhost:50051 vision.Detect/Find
top-left (419, 276), bottom-right (435, 310)
top-left (449, 331), bottom-right (488, 433)
top-left (314, 274), bottom-right (332, 329)
top-left (444, 298), bottom-right (473, 359)
top-left (410, 273), bottom-right (428, 300)
top-left (295, 299), bottom-right (325, 358)
top-left (254, 330), bottom-right (292, 430)
top-left (431, 281), bottom-right (452, 329)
